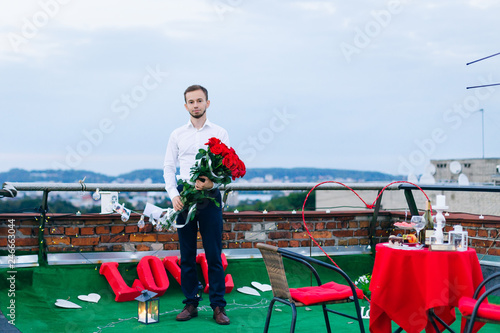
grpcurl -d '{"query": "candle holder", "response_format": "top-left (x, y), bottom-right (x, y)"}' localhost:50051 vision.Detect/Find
top-left (433, 195), bottom-right (448, 245)
top-left (449, 225), bottom-right (468, 251)
top-left (135, 289), bottom-right (159, 325)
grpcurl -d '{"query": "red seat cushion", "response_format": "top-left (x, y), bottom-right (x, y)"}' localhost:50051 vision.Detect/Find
top-left (290, 281), bottom-right (364, 306)
top-left (459, 297), bottom-right (500, 321)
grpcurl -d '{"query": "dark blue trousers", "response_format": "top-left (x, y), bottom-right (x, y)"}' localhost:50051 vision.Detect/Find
top-left (176, 186), bottom-right (226, 309)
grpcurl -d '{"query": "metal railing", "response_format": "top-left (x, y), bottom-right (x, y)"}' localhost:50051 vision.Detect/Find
top-left (3, 181), bottom-right (500, 193)
top-left (2, 181), bottom-right (500, 265)
top-left (3, 181), bottom-right (500, 217)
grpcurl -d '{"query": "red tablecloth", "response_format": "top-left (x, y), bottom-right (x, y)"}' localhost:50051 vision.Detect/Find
top-left (369, 243), bottom-right (485, 333)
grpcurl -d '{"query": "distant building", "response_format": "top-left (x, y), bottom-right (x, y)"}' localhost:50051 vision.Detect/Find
top-left (430, 158), bottom-right (500, 185)
top-left (316, 158), bottom-right (500, 216)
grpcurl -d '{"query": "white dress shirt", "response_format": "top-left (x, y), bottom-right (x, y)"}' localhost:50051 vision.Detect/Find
top-left (163, 119), bottom-right (229, 199)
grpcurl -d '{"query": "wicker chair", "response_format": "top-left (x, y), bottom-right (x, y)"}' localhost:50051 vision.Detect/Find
top-left (459, 271), bottom-right (500, 333)
top-left (256, 243), bottom-right (365, 333)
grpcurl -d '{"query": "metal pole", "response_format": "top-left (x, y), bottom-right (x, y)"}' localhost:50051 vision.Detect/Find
top-left (369, 190), bottom-right (384, 254)
top-left (38, 190), bottom-right (49, 266)
top-left (481, 108), bottom-right (485, 159)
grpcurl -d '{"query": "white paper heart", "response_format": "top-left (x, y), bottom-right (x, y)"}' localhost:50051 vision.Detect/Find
top-left (237, 286), bottom-right (261, 296)
top-left (251, 281), bottom-right (272, 292)
top-left (78, 293), bottom-right (101, 303)
top-left (55, 299), bottom-right (81, 309)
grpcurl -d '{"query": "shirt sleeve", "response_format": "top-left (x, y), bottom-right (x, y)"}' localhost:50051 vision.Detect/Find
top-left (163, 131), bottom-right (180, 199)
top-left (220, 128), bottom-right (230, 147)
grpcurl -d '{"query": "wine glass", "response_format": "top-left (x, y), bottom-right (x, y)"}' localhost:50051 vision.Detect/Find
top-left (411, 216), bottom-right (425, 244)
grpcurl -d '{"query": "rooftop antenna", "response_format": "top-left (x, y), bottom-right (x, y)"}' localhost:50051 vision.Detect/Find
top-left (466, 82), bottom-right (500, 90)
top-left (466, 51), bottom-right (500, 89)
top-left (466, 51), bottom-right (500, 65)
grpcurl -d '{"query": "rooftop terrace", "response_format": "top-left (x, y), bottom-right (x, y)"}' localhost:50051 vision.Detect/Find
top-left (1, 182), bottom-right (500, 332)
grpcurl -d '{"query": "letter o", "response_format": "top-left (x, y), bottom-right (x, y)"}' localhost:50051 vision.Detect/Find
top-left (463, 96), bottom-right (479, 112)
top-left (76, 140), bottom-right (93, 157)
top-left (131, 86), bottom-right (147, 102)
top-left (258, 128), bottom-right (274, 144)
top-left (32, 11), bottom-right (49, 28)
top-left (137, 256), bottom-right (169, 296)
top-left (365, 20), bottom-right (382, 38)
top-left (408, 150), bottom-right (425, 166)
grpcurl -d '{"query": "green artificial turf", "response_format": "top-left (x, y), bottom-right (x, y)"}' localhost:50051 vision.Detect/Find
top-left (0, 254), bottom-right (498, 333)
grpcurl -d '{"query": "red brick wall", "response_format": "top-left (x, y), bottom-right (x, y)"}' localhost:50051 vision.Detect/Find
top-left (1, 211), bottom-right (499, 256)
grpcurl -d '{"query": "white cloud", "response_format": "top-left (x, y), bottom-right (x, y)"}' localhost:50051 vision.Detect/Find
top-left (2, 1), bottom-right (500, 176)
top-left (467, 0), bottom-right (500, 9)
top-left (291, 1), bottom-right (336, 15)
top-left (0, 0), bottom-right (216, 29)
top-left (0, 0), bottom-right (218, 60)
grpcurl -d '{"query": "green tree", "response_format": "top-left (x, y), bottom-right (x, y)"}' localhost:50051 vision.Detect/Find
top-left (234, 191), bottom-right (315, 212)
top-left (0, 197), bottom-right (79, 213)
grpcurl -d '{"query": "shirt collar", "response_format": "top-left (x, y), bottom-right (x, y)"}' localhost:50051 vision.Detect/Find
top-left (187, 118), bottom-right (212, 130)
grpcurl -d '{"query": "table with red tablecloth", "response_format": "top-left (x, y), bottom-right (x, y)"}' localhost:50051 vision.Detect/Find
top-left (369, 243), bottom-right (485, 333)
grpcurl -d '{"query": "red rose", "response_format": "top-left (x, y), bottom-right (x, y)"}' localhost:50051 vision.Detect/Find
top-left (230, 159), bottom-right (246, 179)
top-left (231, 168), bottom-right (241, 179)
top-left (206, 137), bottom-right (221, 148)
top-left (210, 143), bottom-right (224, 155)
top-left (220, 144), bottom-right (231, 157)
top-left (237, 159), bottom-right (246, 176)
top-left (223, 154), bottom-right (239, 171)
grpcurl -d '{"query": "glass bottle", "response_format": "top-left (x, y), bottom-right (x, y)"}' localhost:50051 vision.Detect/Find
top-left (422, 200), bottom-right (434, 245)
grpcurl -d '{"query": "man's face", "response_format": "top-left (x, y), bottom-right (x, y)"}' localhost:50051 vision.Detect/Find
top-left (184, 89), bottom-right (210, 119)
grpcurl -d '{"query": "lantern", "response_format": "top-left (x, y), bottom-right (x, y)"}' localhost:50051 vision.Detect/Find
top-left (448, 225), bottom-right (468, 251)
top-left (135, 290), bottom-right (159, 324)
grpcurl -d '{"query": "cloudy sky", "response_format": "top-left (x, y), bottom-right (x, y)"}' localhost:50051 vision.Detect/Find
top-left (1, 0), bottom-right (500, 177)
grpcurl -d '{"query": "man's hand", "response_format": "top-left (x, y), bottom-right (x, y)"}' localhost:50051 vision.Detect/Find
top-left (172, 196), bottom-right (184, 211)
top-left (195, 176), bottom-right (214, 191)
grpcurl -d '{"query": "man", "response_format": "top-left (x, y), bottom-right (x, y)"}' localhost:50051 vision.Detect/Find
top-left (163, 84), bottom-right (230, 325)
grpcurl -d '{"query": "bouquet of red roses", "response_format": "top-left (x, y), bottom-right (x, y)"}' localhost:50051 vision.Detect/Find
top-left (156, 137), bottom-right (246, 230)
top-left (191, 137), bottom-right (246, 182)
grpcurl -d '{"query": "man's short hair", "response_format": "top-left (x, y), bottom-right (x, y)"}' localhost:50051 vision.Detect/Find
top-left (184, 85), bottom-right (208, 102)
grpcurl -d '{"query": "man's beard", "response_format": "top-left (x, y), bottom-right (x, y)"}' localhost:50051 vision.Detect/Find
top-left (191, 109), bottom-right (206, 119)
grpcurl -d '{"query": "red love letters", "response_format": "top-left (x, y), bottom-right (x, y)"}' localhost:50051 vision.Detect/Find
top-left (100, 253), bottom-right (233, 302)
